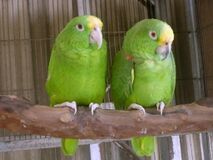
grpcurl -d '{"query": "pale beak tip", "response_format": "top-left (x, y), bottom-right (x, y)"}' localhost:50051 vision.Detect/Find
top-left (97, 41), bottom-right (102, 49)
top-left (156, 43), bottom-right (172, 61)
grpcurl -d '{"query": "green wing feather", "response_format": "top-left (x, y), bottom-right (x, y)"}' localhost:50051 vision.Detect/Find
top-left (170, 52), bottom-right (176, 102)
top-left (111, 50), bottom-right (133, 110)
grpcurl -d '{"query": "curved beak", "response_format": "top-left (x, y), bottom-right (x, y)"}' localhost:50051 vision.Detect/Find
top-left (156, 24), bottom-right (174, 60)
top-left (89, 26), bottom-right (103, 49)
top-left (156, 42), bottom-right (172, 60)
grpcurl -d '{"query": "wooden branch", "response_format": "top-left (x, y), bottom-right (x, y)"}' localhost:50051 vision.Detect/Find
top-left (0, 95), bottom-right (213, 139)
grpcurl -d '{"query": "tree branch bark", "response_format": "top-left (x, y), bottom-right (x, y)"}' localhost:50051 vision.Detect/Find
top-left (0, 95), bottom-right (213, 139)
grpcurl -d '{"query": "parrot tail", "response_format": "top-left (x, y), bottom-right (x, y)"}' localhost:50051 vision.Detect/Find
top-left (61, 138), bottom-right (78, 156)
top-left (131, 136), bottom-right (156, 157)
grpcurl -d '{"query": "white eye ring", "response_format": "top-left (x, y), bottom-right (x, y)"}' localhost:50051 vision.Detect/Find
top-left (149, 31), bottom-right (157, 40)
top-left (76, 24), bottom-right (84, 31)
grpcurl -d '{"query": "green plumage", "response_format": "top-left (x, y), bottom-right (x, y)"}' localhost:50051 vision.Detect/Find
top-left (111, 19), bottom-right (176, 157)
top-left (111, 51), bottom-right (133, 108)
top-left (45, 15), bottom-right (107, 156)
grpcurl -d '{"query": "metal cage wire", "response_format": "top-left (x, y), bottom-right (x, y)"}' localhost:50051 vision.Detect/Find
top-left (0, 0), bottom-right (212, 160)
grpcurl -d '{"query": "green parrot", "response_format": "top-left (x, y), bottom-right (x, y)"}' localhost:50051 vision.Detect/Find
top-left (45, 15), bottom-right (107, 156)
top-left (111, 19), bottom-right (175, 157)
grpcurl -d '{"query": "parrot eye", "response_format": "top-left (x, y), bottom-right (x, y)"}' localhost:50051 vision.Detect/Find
top-left (149, 31), bottom-right (157, 40)
top-left (76, 24), bottom-right (84, 32)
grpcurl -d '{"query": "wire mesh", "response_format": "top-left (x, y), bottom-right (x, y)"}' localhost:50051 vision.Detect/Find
top-left (0, 0), bottom-right (212, 160)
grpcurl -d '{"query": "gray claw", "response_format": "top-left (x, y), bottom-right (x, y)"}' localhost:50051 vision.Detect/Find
top-left (156, 101), bottom-right (165, 115)
top-left (54, 101), bottom-right (77, 115)
top-left (128, 103), bottom-right (146, 115)
top-left (89, 103), bottom-right (100, 115)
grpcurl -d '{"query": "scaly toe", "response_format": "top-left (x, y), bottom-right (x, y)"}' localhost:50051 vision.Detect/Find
top-left (54, 101), bottom-right (77, 115)
top-left (156, 101), bottom-right (165, 115)
top-left (128, 103), bottom-right (146, 115)
top-left (89, 103), bottom-right (100, 115)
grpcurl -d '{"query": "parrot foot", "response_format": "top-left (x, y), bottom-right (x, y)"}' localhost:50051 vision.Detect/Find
top-left (128, 103), bottom-right (146, 115)
top-left (54, 101), bottom-right (77, 115)
top-left (156, 101), bottom-right (165, 115)
top-left (89, 103), bottom-right (100, 115)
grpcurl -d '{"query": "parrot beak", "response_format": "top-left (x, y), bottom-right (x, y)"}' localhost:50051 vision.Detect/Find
top-left (156, 24), bottom-right (174, 60)
top-left (156, 42), bottom-right (172, 60)
top-left (89, 26), bottom-right (103, 49)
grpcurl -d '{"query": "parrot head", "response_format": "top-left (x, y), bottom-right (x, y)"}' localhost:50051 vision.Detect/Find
top-left (58, 15), bottom-right (103, 50)
top-left (123, 19), bottom-right (174, 61)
